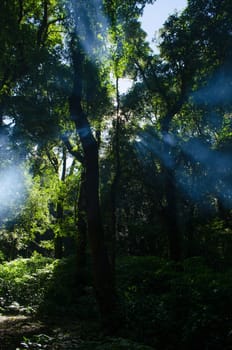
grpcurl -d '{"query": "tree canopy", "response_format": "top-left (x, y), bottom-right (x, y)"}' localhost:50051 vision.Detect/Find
top-left (0, 0), bottom-right (232, 347)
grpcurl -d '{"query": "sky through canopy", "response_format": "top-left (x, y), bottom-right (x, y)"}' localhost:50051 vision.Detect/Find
top-left (119, 0), bottom-right (188, 93)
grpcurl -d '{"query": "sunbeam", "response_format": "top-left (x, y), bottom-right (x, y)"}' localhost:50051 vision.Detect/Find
top-left (134, 130), bottom-right (232, 209)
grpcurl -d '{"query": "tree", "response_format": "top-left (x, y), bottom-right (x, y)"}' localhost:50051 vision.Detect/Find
top-left (59, 0), bottom-right (119, 330)
top-left (117, 0), bottom-right (232, 260)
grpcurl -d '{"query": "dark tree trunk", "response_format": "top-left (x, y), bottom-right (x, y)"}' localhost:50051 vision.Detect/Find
top-left (77, 117), bottom-right (117, 330)
top-left (164, 167), bottom-right (181, 261)
top-left (217, 198), bottom-right (232, 227)
top-left (162, 113), bottom-right (182, 261)
top-left (54, 198), bottom-right (64, 259)
top-left (76, 168), bottom-right (87, 270)
top-left (69, 42), bottom-right (118, 332)
top-left (110, 76), bottom-right (121, 272)
top-left (54, 234), bottom-right (63, 259)
top-left (54, 147), bottom-right (66, 259)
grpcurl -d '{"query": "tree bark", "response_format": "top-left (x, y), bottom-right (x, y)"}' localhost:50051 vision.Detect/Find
top-left (161, 112), bottom-right (183, 261)
top-left (69, 43), bottom-right (118, 332)
top-left (54, 147), bottom-right (66, 259)
top-left (110, 76), bottom-right (121, 272)
top-left (76, 168), bottom-right (87, 271)
top-left (164, 166), bottom-right (181, 261)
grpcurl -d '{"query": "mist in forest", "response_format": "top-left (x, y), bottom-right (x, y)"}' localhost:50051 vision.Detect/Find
top-left (0, 166), bottom-right (27, 218)
top-left (0, 117), bottom-right (28, 221)
top-left (135, 130), bottom-right (232, 209)
top-left (192, 65), bottom-right (232, 107)
top-left (135, 63), bottom-right (232, 209)
top-left (69, 0), bottom-right (108, 61)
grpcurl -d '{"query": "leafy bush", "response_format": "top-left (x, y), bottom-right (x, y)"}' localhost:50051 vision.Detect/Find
top-left (38, 255), bottom-right (96, 318)
top-left (0, 253), bottom-right (57, 314)
top-left (117, 256), bottom-right (232, 349)
top-left (0, 253), bottom-right (96, 318)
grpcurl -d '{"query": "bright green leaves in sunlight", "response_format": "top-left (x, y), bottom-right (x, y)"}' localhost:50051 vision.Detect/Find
top-left (106, 0), bottom-right (154, 80)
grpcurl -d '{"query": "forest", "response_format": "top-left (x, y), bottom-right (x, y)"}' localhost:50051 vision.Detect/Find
top-left (0, 0), bottom-right (232, 349)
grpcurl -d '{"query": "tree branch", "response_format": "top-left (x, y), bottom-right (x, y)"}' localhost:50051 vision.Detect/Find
top-left (61, 134), bottom-right (84, 164)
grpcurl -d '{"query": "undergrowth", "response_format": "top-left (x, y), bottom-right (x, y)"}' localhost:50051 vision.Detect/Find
top-left (0, 253), bottom-right (55, 314)
top-left (0, 254), bottom-right (232, 349)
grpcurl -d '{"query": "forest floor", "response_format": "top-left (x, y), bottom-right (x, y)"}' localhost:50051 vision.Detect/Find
top-left (0, 314), bottom-right (120, 350)
top-left (0, 312), bottom-right (154, 350)
top-left (0, 315), bottom-right (101, 350)
top-left (0, 314), bottom-right (48, 349)
top-left (1, 255), bottom-right (232, 349)
top-left (0, 314), bottom-right (89, 350)
top-left (0, 315), bottom-right (40, 350)
top-left (0, 314), bottom-right (87, 350)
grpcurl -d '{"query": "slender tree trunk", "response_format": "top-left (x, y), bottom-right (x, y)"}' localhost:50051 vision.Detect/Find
top-left (110, 76), bottom-right (121, 272)
top-left (185, 203), bottom-right (198, 258)
top-left (217, 197), bottom-right (231, 227)
top-left (54, 147), bottom-right (66, 259)
top-left (137, 60), bottom-right (187, 261)
top-left (164, 166), bottom-right (181, 261)
top-left (54, 197), bottom-right (64, 259)
top-left (162, 114), bottom-right (182, 261)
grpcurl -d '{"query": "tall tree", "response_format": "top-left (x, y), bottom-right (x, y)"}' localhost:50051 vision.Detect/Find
top-left (61, 0), bottom-right (120, 330)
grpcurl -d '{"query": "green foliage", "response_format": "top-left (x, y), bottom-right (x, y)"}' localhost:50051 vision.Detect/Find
top-left (19, 174), bottom-right (58, 236)
top-left (1, 255), bottom-right (232, 349)
top-left (117, 256), bottom-right (232, 349)
top-left (38, 255), bottom-right (96, 318)
top-left (0, 170), bottom-right (58, 258)
top-left (195, 218), bottom-right (232, 263)
top-left (0, 254), bottom-right (56, 314)
top-left (1, 0), bottom-right (232, 348)
top-left (0, 254), bottom-right (95, 317)
top-left (18, 335), bottom-right (153, 350)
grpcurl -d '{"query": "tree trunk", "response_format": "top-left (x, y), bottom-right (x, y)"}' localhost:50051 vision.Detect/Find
top-left (162, 130), bottom-right (182, 261)
top-left (69, 43), bottom-right (118, 332)
top-left (54, 234), bottom-right (63, 259)
top-left (165, 167), bottom-right (181, 261)
top-left (110, 76), bottom-right (121, 272)
top-left (54, 147), bottom-right (66, 259)
top-left (84, 138), bottom-right (117, 329)
top-left (76, 168), bottom-right (87, 271)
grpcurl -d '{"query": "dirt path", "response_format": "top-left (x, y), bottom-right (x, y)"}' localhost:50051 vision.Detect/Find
top-left (0, 315), bottom-right (46, 350)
